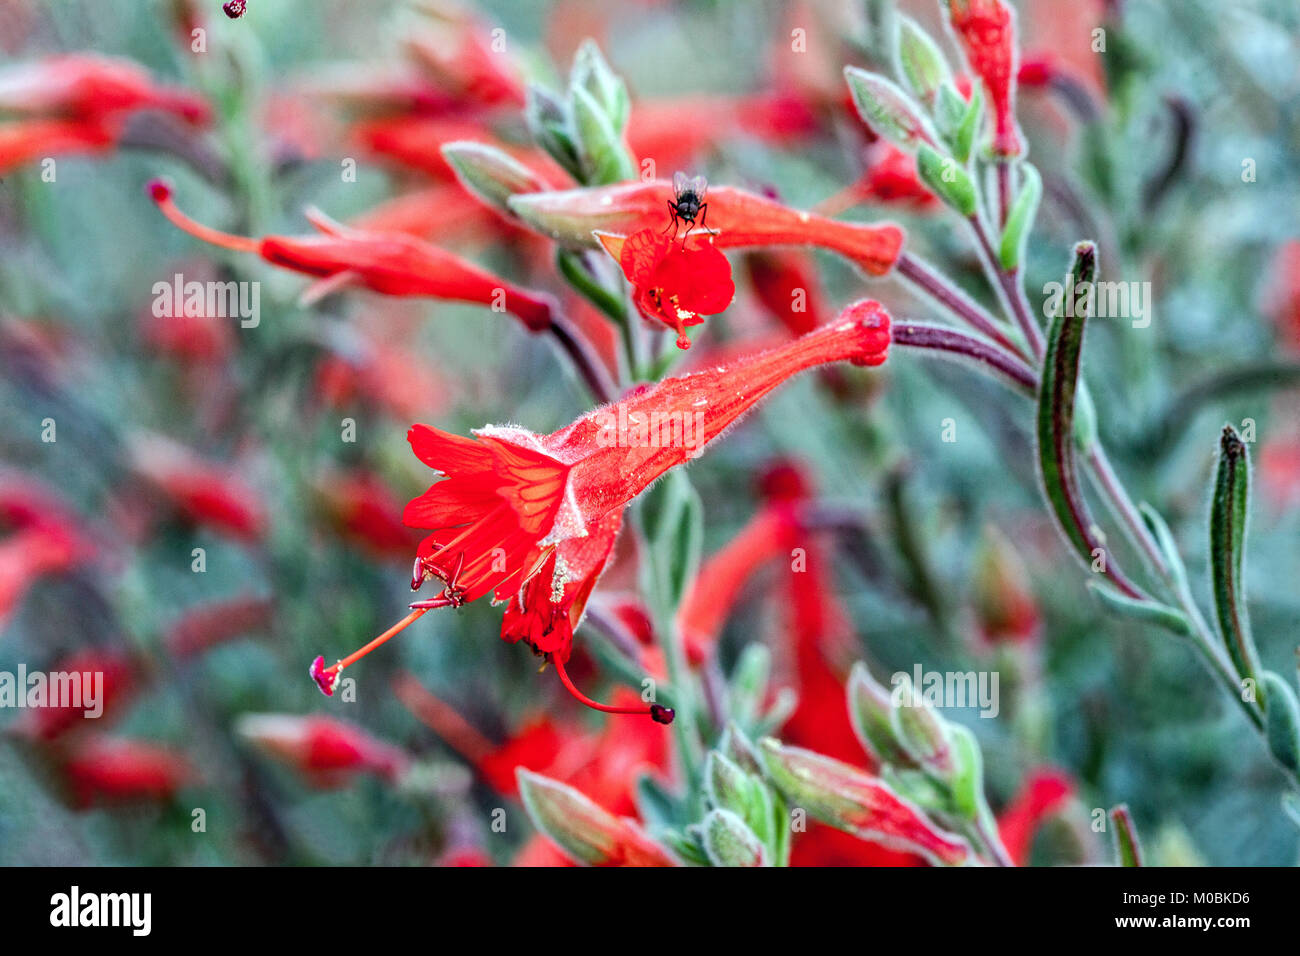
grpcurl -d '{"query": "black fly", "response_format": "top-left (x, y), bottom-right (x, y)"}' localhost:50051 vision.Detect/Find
top-left (665, 171), bottom-right (717, 245)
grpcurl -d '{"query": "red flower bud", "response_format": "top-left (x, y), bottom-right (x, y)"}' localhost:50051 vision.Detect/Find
top-left (149, 181), bottom-right (555, 332)
top-left (944, 0), bottom-right (1024, 157)
top-left (237, 714), bottom-right (409, 786)
top-left (60, 737), bottom-right (191, 807)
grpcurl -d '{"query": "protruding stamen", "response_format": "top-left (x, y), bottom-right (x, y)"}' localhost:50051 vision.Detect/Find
top-left (309, 607), bottom-right (430, 697)
top-left (147, 178), bottom-right (262, 254)
top-left (550, 653), bottom-right (675, 724)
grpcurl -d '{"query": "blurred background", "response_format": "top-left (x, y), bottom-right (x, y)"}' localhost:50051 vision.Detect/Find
top-left (1, 0), bottom-right (1299, 865)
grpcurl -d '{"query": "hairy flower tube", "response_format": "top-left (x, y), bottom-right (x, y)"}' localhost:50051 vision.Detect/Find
top-left (147, 179), bottom-right (555, 332)
top-left (311, 301), bottom-right (893, 718)
top-left (508, 179), bottom-right (904, 278)
top-left (944, 0), bottom-right (1024, 157)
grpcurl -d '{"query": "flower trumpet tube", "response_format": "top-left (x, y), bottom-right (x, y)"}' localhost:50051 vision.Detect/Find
top-left (507, 180), bottom-right (904, 278)
top-left (311, 301), bottom-right (893, 712)
top-left (0, 54), bottom-right (209, 125)
top-left (147, 179), bottom-right (554, 333)
top-left (236, 714), bottom-right (409, 787)
top-left (943, 0), bottom-right (1024, 159)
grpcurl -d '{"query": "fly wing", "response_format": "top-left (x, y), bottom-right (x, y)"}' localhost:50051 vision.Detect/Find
top-left (686, 174), bottom-right (708, 198)
top-left (673, 170), bottom-right (690, 195)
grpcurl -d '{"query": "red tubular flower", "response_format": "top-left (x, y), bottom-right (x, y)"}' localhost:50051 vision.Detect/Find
top-left (0, 525), bottom-right (83, 627)
top-left (626, 93), bottom-right (821, 171)
top-left (164, 595), bottom-right (274, 659)
top-left (0, 54), bottom-right (208, 125)
top-left (60, 737), bottom-right (191, 807)
top-left (148, 180), bottom-right (555, 333)
top-left (509, 180), bottom-right (904, 278)
top-left (7, 649), bottom-right (135, 741)
top-left (596, 229), bottom-right (735, 349)
top-left (1016, 54), bottom-right (1057, 89)
top-left (1260, 436), bottom-right (1300, 513)
top-left (128, 434), bottom-right (267, 542)
top-left (0, 116), bottom-right (118, 175)
top-left (314, 302), bottom-right (893, 714)
top-left (677, 508), bottom-right (796, 666)
top-left (745, 249), bottom-right (829, 337)
top-left (395, 676), bottom-right (668, 812)
top-left (859, 143), bottom-right (940, 208)
top-left (996, 767), bottom-right (1075, 866)
top-left (1264, 240), bottom-right (1300, 353)
top-left (500, 510), bottom-right (623, 662)
top-left (406, 9), bottom-right (527, 109)
top-left (944, 0), bottom-right (1024, 157)
top-left (237, 714), bottom-right (409, 787)
top-left (312, 469), bottom-right (418, 561)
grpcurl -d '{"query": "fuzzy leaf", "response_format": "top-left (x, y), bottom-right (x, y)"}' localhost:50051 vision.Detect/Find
top-left (1139, 503), bottom-right (1191, 598)
top-left (895, 16), bottom-right (951, 108)
top-left (525, 84), bottom-right (583, 181)
top-left (844, 67), bottom-right (938, 152)
top-left (1037, 242), bottom-right (1137, 597)
top-left (1262, 671), bottom-right (1300, 773)
top-left (1088, 582), bottom-right (1191, 636)
top-left (571, 85), bottom-right (636, 186)
top-left (998, 163), bottom-right (1041, 271)
top-left (442, 141), bottom-right (548, 215)
top-left (848, 662), bottom-right (915, 767)
top-left (700, 809), bottom-right (766, 867)
top-left (916, 144), bottom-right (976, 216)
top-left (1210, 424), bottom-right (1262, 698)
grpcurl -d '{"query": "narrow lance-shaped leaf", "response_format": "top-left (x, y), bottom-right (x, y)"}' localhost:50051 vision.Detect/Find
top-left (1261, 672), bottom-right (1300, 773)
top-left (998, 163), bottom-right (1041, 271)
top-left (1036, 242), bottom-right (1144, 600)
top-left (1209, 424), bottom-right (1263, 700)
top-left (1087, 582), bottom-right (1191, 637)
top-left (1109, 805), bottom-right (1143, 867)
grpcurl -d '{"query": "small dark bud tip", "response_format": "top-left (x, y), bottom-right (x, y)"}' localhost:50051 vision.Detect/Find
top-left (650, 704), bottom-right (675, 725)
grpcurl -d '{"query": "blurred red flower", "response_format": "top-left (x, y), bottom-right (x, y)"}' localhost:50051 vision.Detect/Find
top-left (164, 595), bottom-right (274, 659)
top-left (997, 767), bottom-right (1076, 866)
top-left (149, 180), bottom-right (555, 332)
top-left (127, 435), bottom-right (267, 543)
top-left (237, 714), bottom-right (409, 787)
top-left (60, 737), bottom-right (191, 807)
